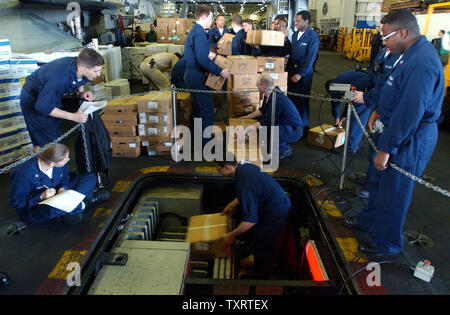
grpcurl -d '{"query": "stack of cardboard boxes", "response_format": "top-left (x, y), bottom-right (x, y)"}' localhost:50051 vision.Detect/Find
top-left (226, 56), bottom-right (259, 118)
top-left (103, 97), bottom-right (141, 158)
top-left (0, 39), bottom-right (36, 167)
top-left (256, 56), bottom-right (288, 93)
top-left (227, 118), bottom-right (263, 168)
top-left (156, 18), bottom-right (193, 45)
top-left (137, 91), bottom-right (175, 156)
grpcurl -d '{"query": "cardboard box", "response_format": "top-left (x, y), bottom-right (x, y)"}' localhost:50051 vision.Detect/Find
top-left (176, 92), bottom-right (192, 125)
top-left (214, 55), bottom-right (233, 69)
top-left (227, 56), bottom-right (258, 74)
top-left (104, 97), bottom-right (138, 114)
top-left (0, 60), bottom-right (12, 79)
top-left (307, 124), bottom-right (346, 150)
top-left (112, 145), bottom-right (141, 158)
top-left (140, 137), bottom-right (174, 147)
top-left (246, 30), bottom-right (285, 47)
top-left (137, 91), bottom-right (172, 113)
top-left (9, 59), bottom-right (38, 78)
top-left (228, 118), bottom-right (258, 127)
top-left (260, 72), bottom-right (288, 87)
top-left (256, 57), bottom-right (285, 73)
top-left (147, 142), bottom-right (173, 156)
top-left (0, 96), bottom-right (21, 116)
top-left (138, 112), bottom-right (173, 125)
top-left (105, 124), bottom-right (136, 137)
top-left (217, 33), bottom-right (235, 56)
top-left (0, 79), bottom-right (21, 98)
top-left (110, 136), bottom-right (140, 148)
top-left (229, 74), bottom-right (258, 90)
top-left (104, 79), bottom-right (130, 97)
top-left (231, 104), bottom-right (258, 117)
top-left (101, 113), bottom-right (137, 125)
top-left (185, 213), bottom-right (230, 259)
top-left (230, 91), bottom-right (260, 105)
top-left (205, 73), bottom-right (226, 91)
top-left (137, 124), bottom-right (173, 141)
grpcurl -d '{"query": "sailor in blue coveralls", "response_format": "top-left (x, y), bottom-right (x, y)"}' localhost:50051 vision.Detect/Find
top-left (9, 144), bottom-right (97, 224)
top-left (217, 159), bottom-right (291, 279)
top-left (230, 15), bottom-right (249, 56)
top-left (207, 15), bottom-right (229, 50)
top-left (183, 5), bottom-right (231, 147)
top-left (238, 74), bottom-right (303, 160)
top-left (20, 48), bottom-right (104, 147)
top-left (344, 10), bottom-right (444, 257)
top-left (286, 10), bottom-right (320, 136)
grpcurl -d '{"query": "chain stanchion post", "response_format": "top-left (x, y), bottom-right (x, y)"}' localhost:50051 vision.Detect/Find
top-left (171, 85), bottom-right (178, 163)
top-left (270, 88), bottom-right (277, 162)
top-left (339, 101), bottom-right (352, 190)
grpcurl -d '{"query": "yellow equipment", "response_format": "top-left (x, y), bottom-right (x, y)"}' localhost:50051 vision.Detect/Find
top-left (340, 28), bottom-right (376, 63)
top-left (423, 1), bottom-right (450, 97)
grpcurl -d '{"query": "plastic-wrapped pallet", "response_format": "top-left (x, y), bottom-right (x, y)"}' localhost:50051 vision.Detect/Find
top-left (146, 43), bottom-right (170, 55)
top-left (167, 44), bottom-right (184, 55)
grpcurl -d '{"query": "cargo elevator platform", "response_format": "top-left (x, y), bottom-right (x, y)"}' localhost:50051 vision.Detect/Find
top-left (12, 166), bottom-right (391, 296)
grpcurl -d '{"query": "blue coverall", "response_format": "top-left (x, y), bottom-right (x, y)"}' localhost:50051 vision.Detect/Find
top-left (258, 87), bottom-right (303, 154)
top-left (208, 26), bottom-right (230, 50)
top-left (231, 29), bottom-right (249, 55)
top-left (356, 36), bottom-right (444, 255)
top-left (184, 23), bottom-right (224, 146)
top-left (9, 157), bottom-right (97, 224)
top-left (286, 27), bottom-right (320, 129)
top-left (20, 57), bottom-right (89, 147)
top-left (235, 162), bottom-right (291, 278)
top-left (170, 57), bottom-right (187, 88)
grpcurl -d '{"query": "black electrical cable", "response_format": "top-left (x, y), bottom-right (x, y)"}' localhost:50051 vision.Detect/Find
top-left (337, 261), bottom-right (415, 295)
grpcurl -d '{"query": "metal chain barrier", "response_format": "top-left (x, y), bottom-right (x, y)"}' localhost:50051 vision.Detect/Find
top-left (1, 85), bottom-right (449, 198)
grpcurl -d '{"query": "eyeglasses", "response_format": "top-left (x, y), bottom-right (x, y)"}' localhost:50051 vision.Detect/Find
top-left (382, 29), bottom-right (400, 41)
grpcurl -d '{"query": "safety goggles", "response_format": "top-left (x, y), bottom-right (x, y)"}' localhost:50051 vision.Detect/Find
top-left (381, 29), bottom-right (400, 41)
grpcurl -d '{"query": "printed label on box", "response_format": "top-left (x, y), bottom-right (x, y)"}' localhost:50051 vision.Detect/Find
top-left (265, 62), bottom-right (274, 70)
top-left (138, 124), bottom-right (145, 136)
top-left (129, 143), bottom-right (136, 148)
top-left (142, 141), bottom-right (149, 146)
top-left (270, 73), bottom-right (279, 80)
top-left (139, 113), bottom-right (146, 124)
top-left (148, 115), bottom-right (159, 123)
top-left (148, 101), bottom-right (158, 109)
top-left (148, 127), bottom-right (158, 135)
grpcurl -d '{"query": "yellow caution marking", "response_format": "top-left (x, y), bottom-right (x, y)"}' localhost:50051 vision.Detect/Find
top-left (304, 174), bottom-right (324, 187)
top-left (112, 180), bottom-right (132, 193)
top-left (195, 166), bottom-right (219, 173)
top-left (318, 200), bottom-right (343, 217)
top-left (92, 207), bottom-right (113, 218)
top-left (48, 250), bottom-right (87, 280)
top-left (140, 166), bottom-right (170, 174)
top-left (336, 238), bottom-right (368, 263)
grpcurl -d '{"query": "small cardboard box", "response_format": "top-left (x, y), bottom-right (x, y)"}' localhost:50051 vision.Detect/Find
top-left (112, 145), bottom-right (141, 158)
top-left (246, 30), bottom-right (285, 47)
top-left (104, 97), bottom-right (138, 114)
top-left (137, 91), bottom-right (172, 113)
top-left (229, 74), bottom-right (258, 90)
top-left (110, 136), bottom-right (140, 148)
top-left (105, 124), bottom-right (136, 137)
top-left (260, 72), bottom-right (288, 87)
top-left (227, 56), bottom-right (258, 75)
top-left (104, 79), bottom-right (130, 97)
top-left (217, 33), bottom-right (235, 56)
top-left (185, 213), bottom-right (230, 259)
top-left (230, 91), bottom-right (260, 105)
top-left (214, 55), bottom-right (233, 69)
top-left (231, 104), bottom-right (258, 117)
top-left (256, 57), bottom-right (285, 73)
top-left (138, 112), bottom-right (173, 125)
top-left (102, 113), bottom-right (137, 125)
top-left (205, 73), bottom-right (226, 91)
top-left (137, 124), bottom-right (173, 140)
top-left (307, 124), bottom-right (346, 150)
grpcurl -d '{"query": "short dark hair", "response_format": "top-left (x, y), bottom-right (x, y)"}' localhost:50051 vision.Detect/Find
top-left (296, 10), bottom-right (311, 23)
top-left (232, 15), bottom-right (243, 27)
top-left (216, 151), bottom-right (237, 168)
top-left (242, 19), bottom-right (253, 26)
top-left (77, 48), bottom-right (104, 68)
top-left (380, 9), bottom-right (420, 35)
top-left (216, 15), bottom-right (225, 21)
top-left (195, 4), bottom-right (213, 20)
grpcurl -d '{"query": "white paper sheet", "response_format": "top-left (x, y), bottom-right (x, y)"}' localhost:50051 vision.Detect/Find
top-left (79, 100), bottom-right (108, 115)
top-left (39, 189), bottom-right (86, 213)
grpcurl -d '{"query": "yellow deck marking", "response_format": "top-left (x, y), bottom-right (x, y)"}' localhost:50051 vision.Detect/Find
top-left (112, 180), bottom-right (132, 193)
top-left (336, 238), bottom-right (368, 263)
top-left (92, 207), bottom-right (113, 218)
top-left (140, 166), bottom-right (170, 174)
top-left (318, 200), bottom-right (343, 217)
top-left (48, 250), bottom-right (87, 280)
top-left (195, 166), bottom-right (219, 173)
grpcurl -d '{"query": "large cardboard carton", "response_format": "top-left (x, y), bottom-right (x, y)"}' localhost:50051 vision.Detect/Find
top-left (102, 113), bottom-right (137, 125)
top-left (137, 91), bottom-right (172, 113)
top-left (227, 56), bottom-right (258, 74)
top-left (260, 72), bottom-right (288, 87)
top-left (217, 33), bottom-right (235, 56)
top-left (246, 30), bottom-right (285, 46)
top-left (205, 73), bottom-right (226, 91)
top-left (137, 124), bottom-right (173, 141)
top-left (185, 213), bottom-right (230, 260)
top-left (147, 142), bottom-right (172, 156)
top-left (105, 97), bottom-right (137, 114)
top-left (214, 55), bottom-right (233, 69)
top-left (110, 136), bottom-right (140, 149)
top-left (307, 124), bottom-right (346, 150)
top-left (105, 124), bottom-right (136, 137)
top-left (230, 91), bottom-right (260, 105)
top-left (138, 112), bottom-right (173, 125)
top-left (104, 79), bottom-right (130, 97)
top-left (229, 74), bottom-right (258, 90)
top-left (112, 145), bottom-right (141, 158)
top-left (256, 57), bottom-right (285, 73)
top-left (230, 104), bottom-right (258, 117)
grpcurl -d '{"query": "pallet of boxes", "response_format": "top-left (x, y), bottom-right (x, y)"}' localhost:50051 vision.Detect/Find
top-left (156, 18), bottom-right (193, 45)
top-left (0, 39), bottom-right (36, 168)
top-left (102, 96), bottom-right (141, 158)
